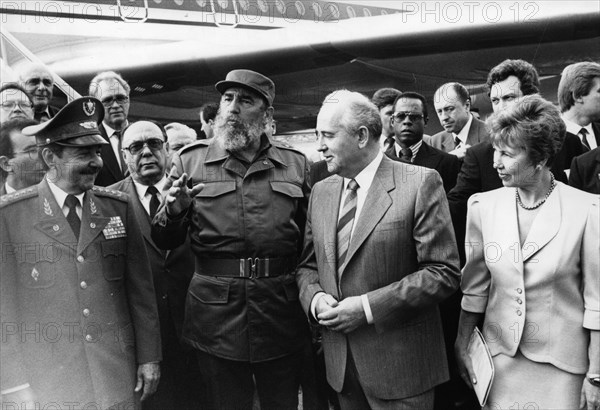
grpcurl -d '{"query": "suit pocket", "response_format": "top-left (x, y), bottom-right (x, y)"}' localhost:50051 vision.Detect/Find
top-left (188, 274), bottom-right (230, 304)
top-left (101, 239), bottom-right (126, 280)
top-left (18, 263), bottom-right (55, 289)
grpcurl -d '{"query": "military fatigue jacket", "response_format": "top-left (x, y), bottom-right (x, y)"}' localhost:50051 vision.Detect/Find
top-left (152, 136), bottom-right (310, 362)
top-left (0, 179), bottom-right (161, 409)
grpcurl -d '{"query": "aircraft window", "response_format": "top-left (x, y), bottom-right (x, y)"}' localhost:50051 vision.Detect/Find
top-left (346, 6), bottom-right (356, 18)
top-left (174, 0), bottom-right (184, 6)
top-left (218, 0), bottom-right (228, 9)
top-left (153, 0), bottom-right (162, 4)
top-left (238, 0), bottom-right (250, 11)
top-left (276, 0), bottom-right (286, 14)
top-left (257, 0), bottom-right (268, 13)
top-left (196, 0), bottom-right (207, 7)
top-left (295, 1), bottom-right (305, 16)
top-left (329, 4), bottom-right (340, 19)
top-left (381, 10), bottom-right (388, 15)
top-left (363, 8), bottom-right (371, 17)
top-left (312, 2), bottom-right (322, 18)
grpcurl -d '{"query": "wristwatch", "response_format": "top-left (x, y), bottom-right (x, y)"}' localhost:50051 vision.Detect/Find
top-left (588, 374), bottom-right (600, 387)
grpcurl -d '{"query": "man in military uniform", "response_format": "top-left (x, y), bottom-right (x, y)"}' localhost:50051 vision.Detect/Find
top-left (0, 97), bottom-right (161, 409)
top-left (152, 69), bottom-right (312, 410)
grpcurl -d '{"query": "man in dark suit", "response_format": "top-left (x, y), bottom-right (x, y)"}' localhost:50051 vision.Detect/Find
top-left (388, 91), bottom-right (460, 193)
top-left (570, 147), bottom-right (600, 194)
top-left (1, 98), bottom-right (161, 409)
top-left (558, 62), bottom-right (600, 173)
top-left (430, 83), bottom-right (489, 160)
top-left (89, 71), bottom-right (131, 186)
top-left (18, 63), bottom-right (59, 122)
top-left (297, 89), bottom-right (460, 409)
top-left (0, 118), bottom-right (44, 195)
top-left (110, 120), bottom-right (203, 409)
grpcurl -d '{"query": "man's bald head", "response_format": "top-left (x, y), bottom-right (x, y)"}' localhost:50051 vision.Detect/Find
top-left (19, 62), bottom-right (54, 113)
top-left (122, 120), bottom-right (168, 186)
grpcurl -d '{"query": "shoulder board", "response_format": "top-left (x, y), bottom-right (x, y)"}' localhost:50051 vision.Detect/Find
top-left (92, 186), bottom-right (128, 202)
top-left (179, 139), bottom-right (210, 155)
top-left (271, 141), bottom-right (305, 156)
top-left (0, 186), bottom-right (38, 208)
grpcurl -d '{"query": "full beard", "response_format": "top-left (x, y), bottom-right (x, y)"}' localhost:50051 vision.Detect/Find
top-left (214, 112), bottom-right (266, 153)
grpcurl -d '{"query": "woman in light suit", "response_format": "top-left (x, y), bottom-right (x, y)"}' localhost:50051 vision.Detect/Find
top-left (455, 95), bottom-right (600, 410)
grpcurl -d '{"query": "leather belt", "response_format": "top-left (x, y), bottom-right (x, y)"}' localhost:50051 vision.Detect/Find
top-left (195, 257), bottom-right (297, 279)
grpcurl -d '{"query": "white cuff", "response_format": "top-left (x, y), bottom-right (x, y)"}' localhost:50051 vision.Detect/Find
top-left (310, 292), bottom-right (326, 321)
top-left (1, 383), bottom-right (30, 395)
top-left (361, 294), bottom-right (373, 324)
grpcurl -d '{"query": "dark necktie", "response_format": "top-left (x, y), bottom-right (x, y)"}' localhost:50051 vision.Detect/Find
top-left (579, 128), bottom-right (591, 151)
top-left (399, 147), bottom-right (413, 162)
top-left (147, 186), bottom-right (160, 219)
top-left (454, 136), bottom-right (461, 148)
top-left (337, 179), bottom-right (359, 277)
top-left (34, 111), bottom-right (50, 123)
top-left (65, 194), bottom-right (81, 239)
top-left (384, 137), bottom-right (397, 159)
top-left (114, 131), bottom-right (125, 172)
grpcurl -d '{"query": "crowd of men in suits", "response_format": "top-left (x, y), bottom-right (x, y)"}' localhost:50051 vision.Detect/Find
top-left (0, 57), bottom-right (599, 410)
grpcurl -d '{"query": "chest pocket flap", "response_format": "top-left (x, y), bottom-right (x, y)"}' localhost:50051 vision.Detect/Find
top-left (270, 181), bottom-right (303, 198)
top-left (195, 181), bottom-right (236, 198)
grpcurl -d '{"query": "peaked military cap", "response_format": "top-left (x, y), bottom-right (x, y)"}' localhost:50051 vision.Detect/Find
top-left (215, 69), bottom-right (275, 106)
top-left (22, 97), bottom-right (108, 147)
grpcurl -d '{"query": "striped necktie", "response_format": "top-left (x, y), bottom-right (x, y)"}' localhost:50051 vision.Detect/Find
top-left (337, 179), bottom-right (359, 277)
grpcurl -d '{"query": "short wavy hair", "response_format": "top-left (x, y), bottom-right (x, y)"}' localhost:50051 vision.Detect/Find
top-left (557, 62), bottom-right (600, 113)
top-left (88, 71), bottom-right (131, 97)
top-left (486, 59), bottom-right (539, 97)
top-left (371, 88), bottom-right (401, 110)
top-left (322, 90), bottom-right (382, 142)
top-left (488, 95), bottom-right (565, 167)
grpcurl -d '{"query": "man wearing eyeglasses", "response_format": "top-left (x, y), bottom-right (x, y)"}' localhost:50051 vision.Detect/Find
top-left (389, 92), bottom-right (460, 193)
top-left (110, 120), bottom-right (203, 410)
top-left (89, 71), bottom-right (131, 187)
top-left (0, 98), bottom-right (161, 410)
top-left (152, 69), bottom-right (312, 410)
top-left (0, 83), bottom-right (35, 125)
top-left (18, 63), bottom-right (58, 123)
top-left (0, 117), bottom-right (44, 195)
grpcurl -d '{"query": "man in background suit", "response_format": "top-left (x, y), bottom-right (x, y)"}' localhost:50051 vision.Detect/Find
top-left (296, 89), bottom-right (460, 409)
top-left (558, 62), bottom-right (600, 173)
top-left (371, 87), bottom-right (401, 152)
top-left (110, 120), bottom-right (203, 409)
top-left (389, 92), bottom-right (460, 193)
top-left (430, 83), bottom-right (488, 160)
top-left (570, 147), bottom-right (600, 194)
top-left (89, 71), bottom-right (131, 186)
top-left (18, 62), bottom-right (58, 122)
top-left (0, 118), bottom-right (43, 195)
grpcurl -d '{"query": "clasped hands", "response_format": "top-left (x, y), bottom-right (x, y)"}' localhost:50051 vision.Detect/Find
top-left (315, 293), bottom-right (367, 334)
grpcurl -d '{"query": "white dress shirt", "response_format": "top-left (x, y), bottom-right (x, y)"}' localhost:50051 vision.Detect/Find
top-left (46, 177), bottom-right (84, 219)
top-left (453, 114), bottom-right (473, 148)
top-left (562, 117), bottom-right (597, 150)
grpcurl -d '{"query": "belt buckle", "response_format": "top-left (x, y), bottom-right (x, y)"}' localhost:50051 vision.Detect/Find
top-left (248, 257), bottom-right (259, 279)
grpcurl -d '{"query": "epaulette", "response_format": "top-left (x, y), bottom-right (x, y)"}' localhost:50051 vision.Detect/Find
top-left (271, 140), bottom-right (305, 156)
top-left (0, 186), bottom-right (38, 208)
top-left (92, 186), bottom-right (128, 202)
top-left (179, 139), bottom-right (210, 155)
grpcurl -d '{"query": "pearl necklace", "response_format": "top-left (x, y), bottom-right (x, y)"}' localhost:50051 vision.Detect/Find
top-left (516, 173), bottom-right (556, 211)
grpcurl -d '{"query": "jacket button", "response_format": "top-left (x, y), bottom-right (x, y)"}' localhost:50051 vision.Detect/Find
top-left (90, 222), bottom-right (96, 228)
top-left (53, 225), bottom-right (59, 231)
top-left (517, 298), bottom-right (522, 304)
top-left (83, 308), bottom-right (90, 317)
top-left (517, 288), bottom-right (523, 294)
top-left (77, 255), bottom-right (85, 263)
top-left (517, 310), bottom-right (522, 316)
top-left (162, 295), bottom-right (168, 300)
top-left (85, 334), bottom-right (93, 342)
top-left (80, 281), bottom-right (88, 289)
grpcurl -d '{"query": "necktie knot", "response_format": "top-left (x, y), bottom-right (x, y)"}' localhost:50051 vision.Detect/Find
top-left (347, 179), bottom-right (359, 192)
top-left (454, 136), bottom-right (461, 147)
top-left (146, 185), bottom-right (159, 196)
top-left (147, 185), bottom-right (161, 218)
top-left (400, 147), bottom-right (413, 162)
top-left (579, 128), bottom-right (591, 151)
top-left (65, 194), bottom-right (79, 211)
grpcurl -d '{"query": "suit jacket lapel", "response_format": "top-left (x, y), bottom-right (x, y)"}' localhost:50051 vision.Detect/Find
top-left (521, 183), bottom-right (561, 262)
top-left (322, 176), bottom-right (343, 269)
top-left (100, 126), bottom-right (124, 181)
top-left (123, 176), bottom-right (164, 256)
top-left (78, 191), bottom-right (110, 254)
top-left (442, 132), bottom-right (454, 152)
top-left (340, 158), bottom-right (393, 276)
top-left (34, 179), bottom-right (77, 246)
top-left (495, 188), bottom-right (523, 274)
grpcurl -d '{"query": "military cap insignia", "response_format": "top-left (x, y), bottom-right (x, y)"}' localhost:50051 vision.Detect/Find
top-left (43, 198), bottom-right (53, 216)
top-left (83, 99), bottom-right (96, 116)
top-left (102, 216), bottom-right (127, 239)
top-left (79, 121), bottom-right (96, 129)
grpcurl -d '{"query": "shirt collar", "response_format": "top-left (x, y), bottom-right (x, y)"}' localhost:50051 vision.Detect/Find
top-left (133, 176), bottom-right (168, 200)
top-left (562, 116), bottom-right (593, 136)
top-left (394, 139), bottom-right (422, 160)
top-left (344, 150), bottom-right (383, 192)
top-left (453, 114), bottom-right (473, 143)
top-left (46, 176), bottom-right (85, 209)
top-left (103, 121), bottom-right (128, 137)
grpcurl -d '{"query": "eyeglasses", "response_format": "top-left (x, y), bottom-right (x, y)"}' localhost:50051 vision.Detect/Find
top-left (100, 95), bottom-right (129, 106)
top-left (12, 148), bottom-right (39, 160)
top-left (391, 112), bottom-right (425, 122)
top-left (123, 139), bottom-right (164, 155)
top-left (1, 101), bottom-right (34, 110)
